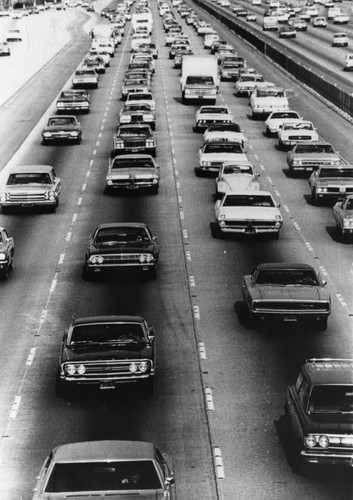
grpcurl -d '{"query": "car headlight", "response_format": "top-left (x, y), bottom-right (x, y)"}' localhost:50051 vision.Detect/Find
top-left (90, 255), bottom-right (104, 264)
top-left (0, 193), bottom-right (9, 202)
top-left (145, 254), bottom-right (153, 262)
top-left (139, 254), bottom-right (146, 263)
top-left (318, 435), bottom-right (329, 448)
top-left (77, 364), bottom-right (86, 375)
top-left (201, 161), bottom-right (212, 167)
top-left (304, 435), bottom-right (317, 448)
top-left (146, 140), bottom-right (154, 147)
top-left (43, 132), bottom-right (52, 137)
top-left (129, 362), bottom-right (138, 373)
top-left (139, 361), bottom-right (148, 372)
top-left (66, 364), bottom-right (76, 375)
top-left (69, 131), bottom-right (79, 137)
top-left (0, 253), bottom-right (6, 261)
top-left (317, 187), bottom-right (327, 193)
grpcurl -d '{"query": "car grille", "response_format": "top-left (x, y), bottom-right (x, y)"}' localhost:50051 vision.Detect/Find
top-left (253, 301), bottom-right (330, 312)
top-left (93, 253), bottom-right (152, 264)
top-left (224, 220), bottom-right (278, 228)
top-left (64, 360), bottom-right (153, 378)
top-left (111, 179), bottom-right (153, 186)
top-left (7, 193), bottom-right (46, 202)
top-left (301, 159), bottom-right (337, 166)
top-left (188, 89), bottom-right (215, 95)
top-left (325, 187), bottom-right (353, 194)
top-left (288, 135), bottom-right (312, 140)
top-left (123, 139), bottom-right (147, 148)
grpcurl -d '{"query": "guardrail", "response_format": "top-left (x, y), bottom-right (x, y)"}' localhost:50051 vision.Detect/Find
top-left (193, 0), bottom-right (353, 118)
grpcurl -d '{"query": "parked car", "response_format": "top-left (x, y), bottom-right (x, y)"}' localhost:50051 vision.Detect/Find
top-left (213, 190), bottom-right (282, 238)
top-left (56, 89), bottom-right (90, 113)
top-left (241, 263), bottom-right (331, 330)
top-left (0, 227), bottom-right (14, 280)
top-left (277, 121), bottom-right (318, 149)
top-left (41, 115), bottom-right (82, 145)
top-left (32, 440), bottom-right (176, 499)
top-left (309, 165), bottom-right (353, 204)
top-left (333, 195), bottom-right (353, 238)
top-left (0, 165), bottom-right (61, 213)
top-left (285, 358), bottom-right (353, 472)
top-left (105, 154), bottom-right (160, 194)
top-left (287, 141), bottom-right (341, 176)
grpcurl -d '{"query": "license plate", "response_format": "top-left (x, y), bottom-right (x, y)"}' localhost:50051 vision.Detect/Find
top-left (283, 315), bottom-right (297, 322)
top-left (128, 185), bottom-right (139, 189)
top-left (131, 148), bottom-right (139, 152)
top-left (100, 383), bottom-right (115, 390)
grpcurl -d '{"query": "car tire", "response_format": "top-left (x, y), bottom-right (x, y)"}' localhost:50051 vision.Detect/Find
top-left (148, 265), bottom-right (157, 280)
top-left (76, 136), bottom-right (81, 145)
top-left (210, 222), bottom-right (223, 239)
top-left (1, 207), bottom-right (9, 214)
top-left (311, 188), bottom-right (318, 205)
top-left (142, 378), bottom-right (154, 396)
top-left (317, 317), bottom-right (328, 332)
top-left (150, 185), bottom-right (159, 195)
top-left (270, 231), bottom-right (280, 240)
top-left (82, 264), bottom-right (92, 281)
top-left (0, 266), bottom-right (9, 281)
top-left (55, 377), bottom-right (68, 398)
top-left (194, 167), bottom-right (203, 177)
top-left (103, 186), bottom-right (112, 195)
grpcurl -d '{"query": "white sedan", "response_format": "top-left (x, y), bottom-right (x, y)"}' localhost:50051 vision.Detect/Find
top-left (265, 110), bottom-right (302, 136)
top-left (194, 105), bottom-right (234, 132)
top-left (203, 122), bottom-right (246, 146)
top-left (196, 140), bottom-right (248, 176)
top-left (277, 120), bottom-right (318, 149)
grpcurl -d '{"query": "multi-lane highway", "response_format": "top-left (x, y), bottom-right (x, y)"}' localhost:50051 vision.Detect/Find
top-left (0, 1), bottom-right (352, 499)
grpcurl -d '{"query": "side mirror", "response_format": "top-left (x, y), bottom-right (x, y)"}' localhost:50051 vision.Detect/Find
top-left (255, 172), bottom-right (261, 177)
top-left (322, 280), bottom-right (327, 286)
top-left (165, 475), bottom-right (175, 486)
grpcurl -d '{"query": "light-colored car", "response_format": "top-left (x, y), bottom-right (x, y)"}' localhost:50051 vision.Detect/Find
top-left (203, 122), bottom-right (246, 146)
top-left (72, 67), bottom-right (98, 88)
top-left (343, 53), bottom-right (353, 70)
top-left (125, 91), bottom-right (155, 111)
top-left (215, 162), bottom-right (260, 195)
top-left (246, 13), bottom-right (257, 22)
top-left (204, 33), bottom-right (219, 48)
top-left (250, 86), bottom-right (290, 119)
top-left (265, 110), bottom-right (302, 136)
top-left (312, 16), bottom-right (327, 27)
top-left (41, 115), bottom-right (82, 144)
top-left (88, 48), bottom-right (111, 67)
top-left (119, 103), bottom-right (156, 129)
top-left (212, 190), bottom-right (282, 238)
top-left (194, 105), bottom-right (234, 132)
top-left (309, 165), bottom-right (353, 204)
top-left (234, 73), bottom-right (264, 96)
top-left (333, 13), bottom-right (349, 24)
top-left (197, 140), bottom-right (248, 176)
top-left (105, 154), bottom-right (160, 194)
top-left (287, 141), bottom-right (342, 176)
top-left (0, 165), bottom-right (61, 213)
top-left (333, 195), bottom-right (353, 238)
top-left (32, 441), bottom-right (176, 500)
top-left (219, 57), bottom-right (246, 80)
top-left (5, 28), bottom-right (23, 41)
top-left (277, 120), bottom-right (318, 149)
top-left (332, 32), bottom-right (348, 47)
top-left (0, 42), bottom-right (10, 55)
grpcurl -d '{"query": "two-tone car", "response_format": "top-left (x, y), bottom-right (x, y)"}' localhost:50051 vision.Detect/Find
top-left (72, 67), bottom-right (98, 88)
top-left (234, 73), bottom-right (264, 96)
top-left (194, 105), bottom-right (234, 132)
top-left (119, 102), bottom-right (156, 130)
top-left (105, 154), bottom-right (160, 194)
top-left (241, 263), bottom-right (331, 330)
top-left (212, 190), bottom-right (282, 238)
top-left (0, 165), bottom-right (61, 213)
top-left (41, 115), bottom-right (82, 145)
top-left (265, 110), bottom-right (302, 136)
top-left (287, 141), bottom-right (342, 176)
top-left (32, 440), bottom-right (176, 499)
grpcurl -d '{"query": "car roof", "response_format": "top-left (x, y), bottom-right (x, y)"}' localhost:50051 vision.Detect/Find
top-left (94, 222), bottom-right (149, 231)
top-left (225, 190), bottom-right (272, 196)
top-left (255, 262), bottom-right (315, 271)
top-left (8, 165), bottom-right (54, 173)
top-left (302, 359), bottom-right (353, 385)
top-left (72, 315), bottom-right (146, 327)
top-left (52, 440), bottom-right (156, 463)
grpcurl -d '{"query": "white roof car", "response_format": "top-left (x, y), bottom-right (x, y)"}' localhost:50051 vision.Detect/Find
top-left (215, 162), bottom-right (260, 195)
top-left (203, 122), bottom-right (246, 145)
top-left (333, 13), bottom-right (349, 24)
top-left (312, 16), bottom-right (327, 27)
top-left (250, 86), bottom-right (289, 118)
top-left (234, 73), bottom-right (264, 96)
top-left (126, 91), bottom-right (156, 110)
top-left (265, 110), bottom-right (302, 136)
top-left (277, 121), bottom-right (319, 149)
top-left (332, 32), bottom-right (348, 46)
top-left (195, 105), bottom-right (234, 131)
top-left (197, 140), bottom-right (248, 175)
top-left (343, 53), bottom-right (353, 71)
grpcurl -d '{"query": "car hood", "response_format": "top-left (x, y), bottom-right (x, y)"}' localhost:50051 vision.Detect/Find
top-left (316, 178), bottom-right (353, 186)
top-left (202, 153), bottom-right (248, 162)
top-left (219, 206), bottom-right (280, 219)
top-left (109, 168), bottom-right (158, 177)
top-left (4, 184), bottom-right (52, 193)
top-left (307, 413), bottom-right (353, 433)
top-left (197, 113), bottom-right (232, 121)
top-left (39, 493), bottom-right (165, 500)
top-left (221, 176), bottom-right (259, 191)
top-left (90, 242), bottom-right (154, 254)
top-left (253, 285), bottom-right (325, 300)
top-left (43, 125), bottom-right (78, 132)
top-left (63, 344), bottom-right (150, 361)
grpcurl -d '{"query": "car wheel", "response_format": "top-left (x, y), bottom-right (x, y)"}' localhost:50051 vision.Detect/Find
top-left (0, 266), bottom-right (9, 281)
top-left (82, 264), bottom-right (92, 281)
top-left (148, 265), bottom-right (157, 280)
top-left (55, 377), bottom-right (68, 398)
top-left (76, 136), bottom-right (81, 145)
top-left (266, 127), bottom-right (272, 137)
top-left (103, 186), bottom-right (112, 195)
top-left (311, 188), bottom-right (318, 204)
top-left (194, 167), bottom-right (203, 177)
top-left (1, 207), bottom-right (9, 214)
top-left (270, 231), bottom-right (279, 240)
top-left (288, 166), bottom-right (296, 178)
top-left (210, 222), bottom-right (223, 239)
top-left (317, 317), bottom-right (328, 332)
top-left (142, 378), bottom-right (154, 396)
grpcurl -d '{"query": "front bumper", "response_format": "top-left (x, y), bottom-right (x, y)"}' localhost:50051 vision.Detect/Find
top-left (301, 449), bottom-right (353, 467)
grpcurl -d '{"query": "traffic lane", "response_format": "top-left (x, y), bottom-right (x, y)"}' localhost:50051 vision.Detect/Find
top-left (0, 32), bottom-right (218, 500)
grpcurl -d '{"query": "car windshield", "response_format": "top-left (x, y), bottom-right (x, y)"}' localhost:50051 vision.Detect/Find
top-left (318, 168), bottom-right (353, 178)
top-left (270, 112), bottom-right (299, 119)
top-left (45, 460), bottom-right (162, 492)
top-left (223, 194), bottom-right (274, 207)
top-left (309, 385), bottom-right (353, 413)
top-left (118, 126), bottom-right (150, 135)
top-left (257, 89), bottom-right (284, 97)
top-left (240, 75), bottom-right (263, 82)
top-left (128, 94), bottom-right (152, 101)
top-left (223, 165), bottom-right (253, 175)
top-left (283, 122), bottom-right (313, 130)
top-left (208, 123), bottom-right (241, 133)
top-left (295, 144), bottom-right (335, 153)
top-left (7, 173), bottom-right (51, 185)
top-left (186, 76), bottom-right (214, 85)
top-left (204, 143), bottom-right (243, 153)
top-left (112, 158), bottom-right (154, 169)
top-left (255, 269), bottom-right (319, 285)
top-left (201, 107), bottom-right (228, 114)
top-left (70, 322), bottom-right (146, 344)
top-left (94, 227), bottom-right (150, 244)
top-left (48, 117), bottom-right (75, 126)
top-left (76, 70), bottom-right (95, 76)
top-left (61, 92), bottom-right (86, 100)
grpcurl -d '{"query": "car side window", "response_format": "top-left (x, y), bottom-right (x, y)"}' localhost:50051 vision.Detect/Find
top-left (297, 377), bottom-right (310, 409)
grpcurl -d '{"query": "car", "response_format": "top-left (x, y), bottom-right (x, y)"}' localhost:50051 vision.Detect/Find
top-left (197, 140), bottom-right (248, 176)
top-left (241, 263), bottom-right (331, 329)
top-left (72, 67), bottom-right (98, 88)
top-left (81, 223), bottom-right (159, 280)
top-left (32, 440), bottom-right (175, 499)
top-left (5, 28), bottom-right (23, 41)
top-left (265, 110), bottom-right (302, 136)
top-left (215, 162), bottom-right (260, 195)
top-left (0, 42), bottom-right (10, 55)
top-left (194, 105), bottom-right (234, 132)
top-left (169, 40), bottom-right (191, 59)
top-left (332, 32), bottom-right (348, 47)
top-left (309, 165), bottom-right (353, 204)
top-left (56, 315), bottom-right (156, 394)
top-left (82, 54), bottom-right (106, 73)
top-left (312, 16), bottom-right (327, 27)
top-left (217, 45), bottom-right (236, 65)
top-left (219, 56), bottom-right (246, 80)
top-left (41, 115), bottom-right (82, 145)
top-left (236, 8), bottom-right (248, 16)
top-left (343, 53), bottom-right (353, 70)
top-left (333, 13), bottom-right (349, 24)
top-left (333, 195), bottom-right (353, 238)
top-left (212, 190), bottom-right (282, 238)
top-left (277, 120), bottom-right (318, 149)
top-left (56, 89), bottom-right (90, 113)
top-left (203, 122), bottom-right (246, 146)
top-left (88, 48), bottom-right (111, 67)
top-left (136, 42), bottom-right (158, 59)
top-left (246, 13), bottom-right (257, 21)
top-left (285, 358), bottom-right (353, 472)
top-left (250, 86), bottom-right (290, 119)
top-left (287, 141), bottom-right (342, 176)
top-left (278, 25), bottom-right (297, 38)
top-left (91, 37), bottom-right (115, 57)
top-left (0, 227), bottom-right (14, 280)
top-left (105, 154), bottom-right (160, 194)
top-left (121, 77), bottom-right (151, 100)
top-left (234, 73), bottom-right (264, 96)
top-left (288, 18), bottom-right (307, 30)
top-left (125, 91), bottom-right (156, 111)
top-left (204, 33), bottom-right (219, 48)
top-left (0, 165), bottom-right (61, 213)
top-left (112, 124), bottom-right (156, 157)
top-left (119, 102), bottom-right (156, 129)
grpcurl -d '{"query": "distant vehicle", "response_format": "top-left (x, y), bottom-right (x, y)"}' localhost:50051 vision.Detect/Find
top-left (288, 18), bottom-right (307, 30)
top-left (332, 32), bottom-right (348, 46)
top-left (246, 13), bottom-right (257, 22)
top-left (285, 359), bottom-right (353, 473)
top-left (250, 86), bottom-right (290, 119)
top-left (277, 121), bottom-right (318, 149)
top-left (72, 67), bottom-right (98, 88)
top-left (0, 42), bottom-right (10, 55)
top-left (41, 115), bottom-right (82, 145)
top-left (333, 12), bottom-right (349, 24)
top-left (203, 122), bottom-right (246, 146)
top-left (197, 140), bottom-right (248, 176)
top-left (312, 16), bottom-right (327, 27)
top-left (241, 263), bottom-right (331, 330)
top-left (112, 124), bottom-right (156, 157)
top-left (278, 25), bottom-right (296, 38)
top-left (0, 227), bottom-right (14, 280)
top-left (0, 165), bottom-right (61, 213)
top-left (234, 73), bottom-right (264, 96)
top-left (343, 53), bottom-right (353, 70)
top-left (125, 91), bottom-right (156, 110)
top-left (6, 28), bottom-right (23, 41)
top-left (119, 102), bottom-right (156, 129)
top-left (32, 441), bottom-right (175, 499)
top-left (265, 110), bottom-right (302, 136)
top-left (333, 195), bottom-right (353, 238)
top-left (194, 105), bottom-right (234, 132)
top-left (287, 141), bottom-right (342, 176)
top-left (215, 162), bottom-right (260, 195)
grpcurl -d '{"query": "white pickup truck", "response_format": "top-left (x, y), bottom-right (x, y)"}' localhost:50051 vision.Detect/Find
top-left (250, 86), bottom-right (290, 119)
